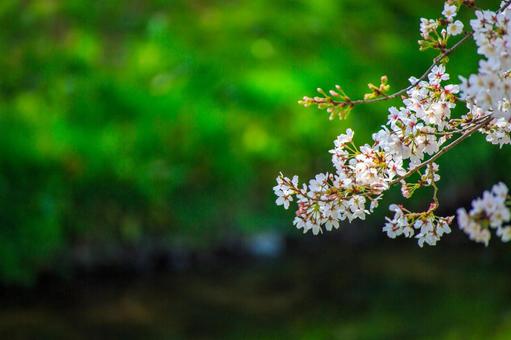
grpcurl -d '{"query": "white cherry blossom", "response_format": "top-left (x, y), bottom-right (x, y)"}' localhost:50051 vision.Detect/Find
top-left (442, 3), bottom-right (457, 20)
top-left (457, 183), bottom-right (511, 245)
top-left (447, 20), bottom-right (464, 36)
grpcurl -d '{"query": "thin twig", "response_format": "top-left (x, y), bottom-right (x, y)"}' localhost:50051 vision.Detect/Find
top-left (340, 32), bottom-right (473, 106)
top-left (325, 0), bottom-right (511, 108)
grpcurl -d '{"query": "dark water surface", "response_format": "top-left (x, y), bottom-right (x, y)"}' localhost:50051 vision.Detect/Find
top-left (1, 241), bottom-right (511, 339)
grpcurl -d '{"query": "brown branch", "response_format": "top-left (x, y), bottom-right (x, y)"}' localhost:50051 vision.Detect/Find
top-left (389, 115), bottom-right (493, 186)
top-left (498, 0), bottom-right (511, 13)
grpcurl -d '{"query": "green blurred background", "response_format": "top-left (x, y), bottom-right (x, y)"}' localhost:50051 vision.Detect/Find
top-left (1, 0), bottom-right (510, 281)
top-left (2, 0), bottom-right (511, 338)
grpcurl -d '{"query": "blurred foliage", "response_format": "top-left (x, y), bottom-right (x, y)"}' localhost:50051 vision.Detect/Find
top-left (0, 0), bottom-right (510, 283)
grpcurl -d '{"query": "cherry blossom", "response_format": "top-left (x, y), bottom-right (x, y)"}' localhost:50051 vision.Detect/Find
top-left (457, 183), bottom-right (511, 245)
top-left (442, 3), bottom-right (457, 20)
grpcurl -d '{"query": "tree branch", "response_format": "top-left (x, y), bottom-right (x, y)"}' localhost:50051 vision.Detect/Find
top-left (389, 115), bottom-right (493, 186)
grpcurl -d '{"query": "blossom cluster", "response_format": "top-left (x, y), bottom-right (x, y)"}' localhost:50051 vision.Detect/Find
top-left (274, 64), bottom-right (458, 244)
top-left (420, 2), bottom-right (464, 42)
top-left (274, 0), bottom-right (511, 247)
top-left (273, 171), bottom-right (381, 236)
top-left (384, 204), bottom-right (452, 247)
top-left (457, 182), bottom-right (511, 245)
top-left (460, 3), bottom-right (511, 146)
